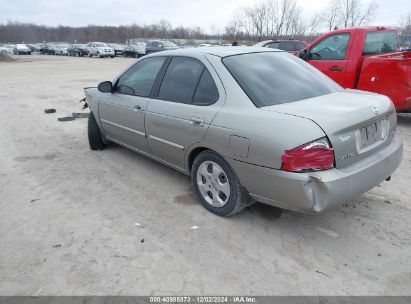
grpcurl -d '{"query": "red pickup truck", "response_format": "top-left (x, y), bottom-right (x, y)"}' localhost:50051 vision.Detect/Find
top-left (299, 26), bottom-right (411, 112)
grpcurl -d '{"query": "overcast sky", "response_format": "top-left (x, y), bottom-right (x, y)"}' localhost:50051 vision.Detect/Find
top-left (0, 0), bottom-right (409, 32)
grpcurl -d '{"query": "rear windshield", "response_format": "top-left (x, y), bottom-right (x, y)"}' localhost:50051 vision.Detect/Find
top-left (222, 52), bottom-right (342, 107)
top-left (363, 30), bottom-right (398, 55)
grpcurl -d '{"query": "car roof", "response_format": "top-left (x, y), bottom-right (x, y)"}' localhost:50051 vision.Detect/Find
top-left (148, 46), bottom-right (282, 58)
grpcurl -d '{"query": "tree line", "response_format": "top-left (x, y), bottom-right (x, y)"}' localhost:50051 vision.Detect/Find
top-left (0, 20), bottom-right (205, 44)
top-left (0, 0), bottom-right (410, 44)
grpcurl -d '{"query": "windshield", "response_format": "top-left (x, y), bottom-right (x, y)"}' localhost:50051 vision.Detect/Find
top-left (363, 30), bottom-right (398, 55)
top-left (95, 42), bottom-right (108, 47)
top-left (222, 52), bottom-right (342, 107)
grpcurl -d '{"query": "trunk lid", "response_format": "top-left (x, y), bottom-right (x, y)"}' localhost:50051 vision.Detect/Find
top-left (261, 91), bottom-right (396, 168)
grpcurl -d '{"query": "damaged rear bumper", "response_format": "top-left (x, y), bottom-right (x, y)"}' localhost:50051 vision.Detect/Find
top-left (228, 136), bottom-right (403, 213)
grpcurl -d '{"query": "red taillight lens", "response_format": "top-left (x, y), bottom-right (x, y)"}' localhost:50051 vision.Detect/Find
top-left (281, 138), bottom-right (335, 172)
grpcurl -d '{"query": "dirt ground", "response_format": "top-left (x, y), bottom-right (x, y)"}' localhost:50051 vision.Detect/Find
top-left (0, 54), bottom-right (410, 296)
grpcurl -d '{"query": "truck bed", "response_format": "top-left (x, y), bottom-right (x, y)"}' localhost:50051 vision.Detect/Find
top-left (358, 51), bottom-right (411, 112)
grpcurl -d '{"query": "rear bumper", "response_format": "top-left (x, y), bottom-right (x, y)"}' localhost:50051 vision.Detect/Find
top-left (228, 136), bottom-right (403, 213)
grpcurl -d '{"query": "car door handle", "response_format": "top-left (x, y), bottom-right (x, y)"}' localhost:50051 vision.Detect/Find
top-left (133, 105), bottom-right (144, 112)
top-left (189, 116), bottom-right (205, 127)
top-left (328, 66), bottom-right (343, 71)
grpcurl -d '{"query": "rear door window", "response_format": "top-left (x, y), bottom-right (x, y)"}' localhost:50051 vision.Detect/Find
top-left (363, 30), bottom-right (398, 55)
top-left (193, 69), bottom-right (219, 105)
top-left (158, 57), bottom-right (204, 103)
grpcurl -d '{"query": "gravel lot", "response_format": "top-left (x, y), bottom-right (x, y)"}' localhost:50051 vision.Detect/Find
top-left (0, 54), bottom-right (410, 296)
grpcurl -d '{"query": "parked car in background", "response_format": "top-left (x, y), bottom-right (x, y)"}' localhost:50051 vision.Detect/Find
top-left (145, 40), bottom-right (179, 54)
top-left (67, 44), bottom-right (88, 56)
top-left (39, 43), bottom-right (50, 54)
top-left (13, 44), bottom-right (31, 55)
top-left (180, 45), bottom-right (195, 49)
top-left (0, 44), bottom-right (13, 54)
top-left (108, 43), bottom-right (125, 56)
top-left (0, 45), bottom-right (8, 53)
top-left (123, 43), bottom-right (146, 58)
top-left (299, 26), bottom-right (411, 112)
top-left (42, 42), bottom-right (65, 55)
top-left (254, 39), bottom-right (307, 55)
top-left (54, 43), bottom-right (70, 55)
top-left (198, 43), bottom-right (212, 47)
top-left (87, 42), bottom-right (115, 58)
top-left (26, 44), bottom-right (39, 53)
top-left (84, 47), bottom-right (402, 216)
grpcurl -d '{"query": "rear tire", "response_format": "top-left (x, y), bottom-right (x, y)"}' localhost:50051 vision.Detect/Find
top-left (88, 112), bottom-right (105, 150)
top-left (191, 150), bottom-right (245, 216)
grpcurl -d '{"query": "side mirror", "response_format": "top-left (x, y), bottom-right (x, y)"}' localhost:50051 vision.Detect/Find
top-left (299, 49), bottom-right (309, 60)
top-left (159, 44), bottom-right (163, 48)
top-left (98, 81), bottom-right (113, 93)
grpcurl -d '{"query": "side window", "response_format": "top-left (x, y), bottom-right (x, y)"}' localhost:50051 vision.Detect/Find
top-left (193, 69), bottom-right (219, 105)
top-left (363, 30), bottom-right (398, 55)
top-left (310, 33), bottom-right (350, 60)
top-left (158, 57), bottom-right (204, 103)
top-left (279, 42), bottom-right (294, 51)
top-left (115, 57), bottom-right (166, 97)
top-left (266, 42), bottom-right (280, 49)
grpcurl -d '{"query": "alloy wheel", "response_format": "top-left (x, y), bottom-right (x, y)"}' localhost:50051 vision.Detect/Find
top-left (196, 161), bottom-right (231, 207)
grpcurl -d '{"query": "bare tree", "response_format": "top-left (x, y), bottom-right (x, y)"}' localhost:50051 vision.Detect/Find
top-left (399, 13), bottom-right (411, 47)
top-left (226, 0), bottom-right (317, 41)
top-left (339, 0), bottom-right (378, 28)
top-left (399, 13), bottom-right (411, 36)
top-left (321, 0), bottom-right (341, 31)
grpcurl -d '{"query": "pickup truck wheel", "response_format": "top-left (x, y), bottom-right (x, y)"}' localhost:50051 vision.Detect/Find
top-left (89, 53), bottom-right (92, 57)
top-left (88, 112), bottom-right (105, 150)
top-left (191, 150), bottom-right (245, 216)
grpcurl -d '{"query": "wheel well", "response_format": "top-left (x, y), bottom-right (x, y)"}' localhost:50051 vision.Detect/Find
top-left (188, 147), bottom-right (209, 171)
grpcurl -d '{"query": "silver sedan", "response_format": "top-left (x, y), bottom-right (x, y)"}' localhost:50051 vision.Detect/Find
top-left (84, 47), bottom-right (402, 216)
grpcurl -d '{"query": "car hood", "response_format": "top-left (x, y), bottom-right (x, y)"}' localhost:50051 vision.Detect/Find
top-left (261, 90), bottom-right (396, 168)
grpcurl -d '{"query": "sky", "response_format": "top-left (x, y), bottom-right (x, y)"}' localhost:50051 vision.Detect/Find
top-left (0, 0), bottom-right (409, 33)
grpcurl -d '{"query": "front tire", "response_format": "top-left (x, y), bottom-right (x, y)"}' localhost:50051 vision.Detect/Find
top-left (88, 112), bottom-right (105, 150)
top-left (191, 150), bottom-right (245, 216)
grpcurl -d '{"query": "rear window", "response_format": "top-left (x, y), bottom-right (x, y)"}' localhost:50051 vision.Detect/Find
top-left (222, 52), bottom-right (342, 107)
top-left (363, 30), bottom-right (398, 55)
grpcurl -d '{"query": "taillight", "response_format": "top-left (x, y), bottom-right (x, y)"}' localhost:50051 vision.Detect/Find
top-left (281, 137), bottom-right (334, 172)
